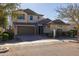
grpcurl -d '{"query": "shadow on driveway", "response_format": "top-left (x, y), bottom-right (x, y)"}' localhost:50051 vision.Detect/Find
top-left (0, 35), bottom-right (76, 45)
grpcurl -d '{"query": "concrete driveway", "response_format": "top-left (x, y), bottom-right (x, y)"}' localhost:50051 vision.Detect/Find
top-left (0, 35), bottom-right (78, 56)
top-left (0, 35), bottom-right (53, 45)
top-left (0, 35), bottom-right (75, 45)
top-left (16, 35), bottom-right (50, 41)
top-left (16, 35), bottom-right (76, 42)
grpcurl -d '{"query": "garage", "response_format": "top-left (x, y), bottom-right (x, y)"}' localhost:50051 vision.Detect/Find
top-left (17, 26), bottom-right (35, 35)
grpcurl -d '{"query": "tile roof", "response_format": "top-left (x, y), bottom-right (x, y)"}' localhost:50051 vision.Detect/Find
top-left (48, 19), bottom-right (70, 25)
top-left (38, 18), bottom-right (52, 25)
top-left (17, 9), bottom-right (43, 16)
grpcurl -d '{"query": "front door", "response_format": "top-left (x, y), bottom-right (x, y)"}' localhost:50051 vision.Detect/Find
top-left (38, 26), bottom-right (43, 35)
top-left (56, 29), bottom-right (63, 37)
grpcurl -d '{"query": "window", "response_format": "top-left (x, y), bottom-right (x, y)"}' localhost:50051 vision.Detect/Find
top-left (17, 14), bottom-right (25, 20)
top-left (30, 16), bottom-right (33, 20)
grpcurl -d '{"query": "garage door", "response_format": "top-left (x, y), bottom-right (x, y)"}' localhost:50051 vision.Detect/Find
top-left (17, 26), bottom-right (35, 35)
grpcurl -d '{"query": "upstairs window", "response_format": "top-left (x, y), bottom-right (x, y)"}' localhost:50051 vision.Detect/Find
top-left (17, 14), bottom-right (25, 20)
top-left (30, 16), bottom-right (33, 20)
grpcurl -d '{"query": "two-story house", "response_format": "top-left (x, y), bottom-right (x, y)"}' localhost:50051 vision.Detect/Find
top-left (13, 8), bottom-right (76, 37)
top-left (13, 9), bottom-right (51, 35)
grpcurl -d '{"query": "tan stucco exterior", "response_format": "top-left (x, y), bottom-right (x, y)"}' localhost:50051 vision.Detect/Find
top-left (49, 24), bottom-right (71, 31)
top-left (13, 10), bottom-right (28, 23)
top-left (13, 10), bottom-right (43, 23)
top-left (43, 23), bottom-right (73, 34)
top-left (27, 15), bottom-right (43, 23)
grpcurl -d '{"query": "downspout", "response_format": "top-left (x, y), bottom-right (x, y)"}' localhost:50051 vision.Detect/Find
top-left (53, 29), bottom-right (56, 38)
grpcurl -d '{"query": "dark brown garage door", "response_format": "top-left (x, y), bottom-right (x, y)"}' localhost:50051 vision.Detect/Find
top-left (17, 26), bottom-right (35, 35)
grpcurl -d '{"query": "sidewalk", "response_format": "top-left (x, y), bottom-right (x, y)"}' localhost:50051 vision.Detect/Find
top-left (0, 39), bottom-right (75, 46)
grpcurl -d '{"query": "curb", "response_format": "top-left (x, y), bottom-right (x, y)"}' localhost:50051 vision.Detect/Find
top-left (0, 40), bottom-right (76, 46)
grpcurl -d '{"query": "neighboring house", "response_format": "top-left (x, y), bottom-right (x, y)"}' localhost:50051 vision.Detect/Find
top-left (45, 19), bottom-right (77, 37)
top-left (47, 19), bottom-right (71, 31)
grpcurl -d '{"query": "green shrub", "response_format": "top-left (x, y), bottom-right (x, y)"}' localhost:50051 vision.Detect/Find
top-left (47, 32), bottom-right (53, 37)
top-left (8, 32), bottom-right (14, 40)
top-left (2, 31), bottom-right (14, 41)
top-left (7, 27), bottom-right (14, 40)
top-left (68, 30), bottom-right (77, 38)
top-left (2, 32), bottom-right (9, 41)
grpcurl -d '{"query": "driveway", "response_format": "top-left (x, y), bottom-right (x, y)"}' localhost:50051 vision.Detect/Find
top-left (17, 35), bottom-right (49, 41)
top-left (0, 35), bottom-right (78, 56)
top-left (0, 42), bottom-right (79, 56)
top-left (15, 35), bottom-right (76, 42)
top-left (0, 35), bottom-right (75, 45)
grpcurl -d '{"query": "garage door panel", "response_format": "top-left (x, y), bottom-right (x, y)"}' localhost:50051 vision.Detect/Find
top-left (17, 26), bottom-right (35, 35)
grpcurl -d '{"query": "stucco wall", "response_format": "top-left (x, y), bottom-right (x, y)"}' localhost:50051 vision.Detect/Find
top-left (50, 24), bottom-right (61, 30)
top-left (13, 10), bottom-right (28, 23)
top-left (43, 26), bottom-right (51, 33)
top-left (27, 15), bottom-right (43, 23)
top-left (13, 10), bottom-right (43, 23)
top-left (43, 24), bottom-right (73, 34)
top-left (49, 24), bottom-right (71, 31)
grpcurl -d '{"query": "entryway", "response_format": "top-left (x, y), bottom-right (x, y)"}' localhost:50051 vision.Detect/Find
top-left (56, 29), bottom-right (63, 38)
top-left (38, 26), bottom-right (44, 35)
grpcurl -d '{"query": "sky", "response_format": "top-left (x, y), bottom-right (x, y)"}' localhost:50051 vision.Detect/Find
top-left (20, 3), bottom-right (69, 20)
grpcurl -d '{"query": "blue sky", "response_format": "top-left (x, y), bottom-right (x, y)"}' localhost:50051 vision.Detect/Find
top-left (20, 3), bottom-right (69, 20)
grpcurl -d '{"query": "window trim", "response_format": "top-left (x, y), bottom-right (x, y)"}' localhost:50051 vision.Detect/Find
top-left (30, 15), bottom-right (33, 20)
top-left (17, 14), bottom-right (25, 20)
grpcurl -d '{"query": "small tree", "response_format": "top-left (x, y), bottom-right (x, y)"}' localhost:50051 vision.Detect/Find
top-left (56, 4), bottom-right (79, 41)
top-left (0, 3), bottom-right (21, 50)
top-left (0, 3), bottom-right (20, 30)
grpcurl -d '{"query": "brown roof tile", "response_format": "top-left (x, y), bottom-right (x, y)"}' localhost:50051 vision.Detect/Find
top-left (38, 18), bottom-right (52, 25)
top-left (16, 9), bottom-right (43, 16)
top-left (49, 19), bottom-right (70, 25)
